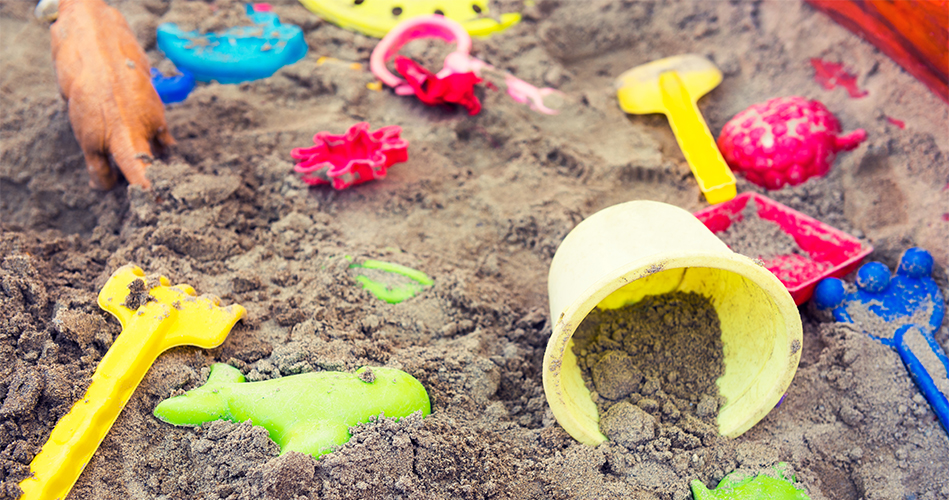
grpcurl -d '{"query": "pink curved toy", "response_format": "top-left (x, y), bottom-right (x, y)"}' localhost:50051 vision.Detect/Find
top-left (369, 15), bottom-right (560, 115)
top-left (369, 15), bottom-right (471, 95)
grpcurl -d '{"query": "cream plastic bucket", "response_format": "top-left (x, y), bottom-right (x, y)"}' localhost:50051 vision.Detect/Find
top-left (544, 200), bottom-right (802, 445)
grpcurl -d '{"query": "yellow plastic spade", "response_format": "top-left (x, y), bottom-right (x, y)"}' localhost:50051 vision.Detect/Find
top-left (616, 54), bottom-right (736, 204)
top-left (19, 264), bottom-right (245, 500)
top-left (297, 0), bottom-right (520, 38)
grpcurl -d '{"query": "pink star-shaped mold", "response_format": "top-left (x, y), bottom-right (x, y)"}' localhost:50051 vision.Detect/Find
top-left (291, 122), bottom-right (409, 189)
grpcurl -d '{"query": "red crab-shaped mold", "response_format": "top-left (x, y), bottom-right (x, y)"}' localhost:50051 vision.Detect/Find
top-left (291, 122), bottom-right (409, 189)
top-left (717, 96), bottom-right (866, 190)
top-left (394, 55), bottom-right (482, 115)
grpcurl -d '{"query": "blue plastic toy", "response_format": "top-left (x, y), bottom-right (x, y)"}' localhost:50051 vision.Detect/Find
top-left (814, 248), bottom-right (948, 432)
top-left (150, 68), bottom-right (195, 104)
top-left (156, 4), bottom-right (307, 84)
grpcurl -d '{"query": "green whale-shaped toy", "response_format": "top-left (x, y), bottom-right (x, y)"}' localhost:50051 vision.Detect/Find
top-left (154, 363), bottom-right (431, 457)
top-left (691, 463), bottom-right (811, 500)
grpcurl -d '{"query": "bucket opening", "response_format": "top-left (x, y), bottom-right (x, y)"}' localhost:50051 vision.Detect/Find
top-left (549, 261), bottom-right (797, 444)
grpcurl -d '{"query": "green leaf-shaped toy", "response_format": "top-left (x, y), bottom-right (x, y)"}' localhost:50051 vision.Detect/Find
top-left (349, 258), bottom-right (434, 304)
top-left (154, 363), bottom-right (431, 457)
top-left (691, 463), bottom-right (811, 500)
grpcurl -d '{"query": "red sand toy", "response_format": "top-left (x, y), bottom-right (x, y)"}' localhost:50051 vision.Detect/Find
top-left (694, 193), bottom-right (872, 305)
top-left (395, 55), bottom-right (483, 115)
top-left (291, 122), bottom-right (409, 189)
top-left (717, 96), bottom-right (866, 190)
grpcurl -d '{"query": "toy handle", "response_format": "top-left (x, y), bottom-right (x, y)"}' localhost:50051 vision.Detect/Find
top-left (895, 324), bottom-right (949, 433)
top-left (658, 71), bottom-right (736, 204)
top-left (18, 305), bottom-right (175, 500)
top-left (369, 15), bottom-right (472, 90)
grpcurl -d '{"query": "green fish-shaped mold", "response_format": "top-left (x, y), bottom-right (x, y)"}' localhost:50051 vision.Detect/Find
top-left (690, 463), bottom-right (811, 500)
top-left (154, 363), bottom-right (431, 457)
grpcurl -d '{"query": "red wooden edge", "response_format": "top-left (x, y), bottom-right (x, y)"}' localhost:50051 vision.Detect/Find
top-left (805, 0), bottom-right (948, 104)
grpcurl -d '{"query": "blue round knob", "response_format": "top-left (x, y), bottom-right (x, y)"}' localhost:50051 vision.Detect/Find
top-left (856, 262), bottom-right (890, 293)
top-left (898, 247), bottom-right (933, 279)
top-left (813, 278), bottom-right (846, 309)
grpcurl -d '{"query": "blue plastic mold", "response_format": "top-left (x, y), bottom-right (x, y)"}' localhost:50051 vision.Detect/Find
top-left (150, 68), bottom-right (195, 104)
top-left (156, 4), bottom-right (307, 84)
top-left (814, 248), bottom-right (948, 432)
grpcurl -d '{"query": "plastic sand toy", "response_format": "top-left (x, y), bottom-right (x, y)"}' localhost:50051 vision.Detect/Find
top-left (691, 462), bottom-right (811, 500)
top-left (717, 96), bottom-right (866, 190)
top-left (47, 0), bottom-right (174, 190)
top-left (296, 0), bottom-right (520, 38)
top-left (150, 68), bottom-right (195, 104)
top-left (19, 265), bottom-right (245, 500)
top-left (154, 363), bottom-right (431, 457)
top-left (544, 201), bottom-right (802, 445)
top-left (394, 55), bottom-right (483, 114)
top-left (350, 258), bottom-right (434, 303)
top-left (813, 248), bottom-right (948, 432)
top-left (157, 4), bottom-right (307, 84)
top-left (694, 193), bottom-right (872, 305)
top-left (616, 55), bottom-right (736, 204)
top-left (291, 122), bottom-right (409, 189)
top-left (370, 15), bottom-right (561, 115)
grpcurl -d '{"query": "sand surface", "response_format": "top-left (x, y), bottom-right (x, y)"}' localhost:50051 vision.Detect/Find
top-left (1, 0), bottom-right (948, 499)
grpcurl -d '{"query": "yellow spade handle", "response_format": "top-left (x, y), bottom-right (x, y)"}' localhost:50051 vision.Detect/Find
top-left (18, 304), bottom-right (175, 500)
top-left (659, 71), bottom-right (736, 204)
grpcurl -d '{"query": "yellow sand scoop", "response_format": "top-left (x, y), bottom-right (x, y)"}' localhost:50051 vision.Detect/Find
top-left (19, 264), bottom-right (245, 500)
top-left (616, 54), bottom-right (736, 204)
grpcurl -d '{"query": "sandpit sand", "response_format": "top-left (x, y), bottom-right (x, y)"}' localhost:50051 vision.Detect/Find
top-left (1, 0), bottom-right (948, 499)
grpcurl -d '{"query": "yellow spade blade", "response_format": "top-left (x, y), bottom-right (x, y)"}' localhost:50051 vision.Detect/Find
top-left (616, 54), bottom-right (736, 204)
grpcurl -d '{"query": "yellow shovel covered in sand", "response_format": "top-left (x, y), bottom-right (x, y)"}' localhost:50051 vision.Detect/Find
top-left (616, 54), bottom-right (736, 204)
top-left (19, 265), bottom-right (245, 500)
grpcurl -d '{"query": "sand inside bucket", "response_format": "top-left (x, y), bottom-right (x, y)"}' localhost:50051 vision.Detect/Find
top-left (572, 292), bottom-right (725, 452)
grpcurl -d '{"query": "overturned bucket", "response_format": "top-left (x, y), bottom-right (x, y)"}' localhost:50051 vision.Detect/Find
top-left (544, 200), bottom-right (802, 445)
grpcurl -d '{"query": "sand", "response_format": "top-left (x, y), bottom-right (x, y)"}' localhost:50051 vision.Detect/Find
top-left (573, 292), bottom-right (726, 499)
top-left (717, 200), bottom-right (809, 262)
top-left (1, 0), bottom-right (948, 499)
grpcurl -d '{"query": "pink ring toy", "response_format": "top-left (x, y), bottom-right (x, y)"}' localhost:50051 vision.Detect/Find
top-left (369, 15), bottom-right (471, 96)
